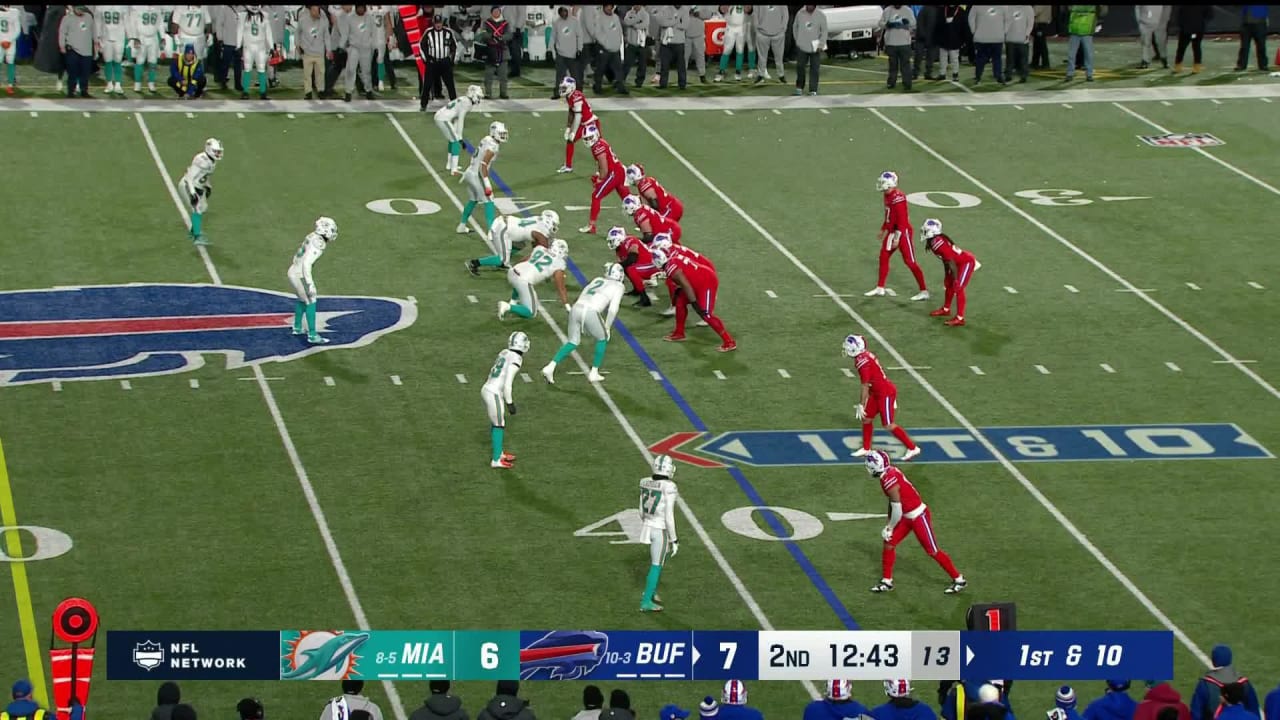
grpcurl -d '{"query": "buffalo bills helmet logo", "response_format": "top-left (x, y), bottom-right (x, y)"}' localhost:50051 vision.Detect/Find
top-left (519, 631), bottom-right (609, 680)
top-left (0, 284), bottom-right (417, 386)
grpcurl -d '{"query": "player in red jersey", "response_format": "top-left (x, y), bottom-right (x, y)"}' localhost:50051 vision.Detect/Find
top-left (625, 163), bottom-right (685, 222)
top-left (580, 126), bottom-right (631, 235)
top-left (623, 195), bottom-right (682, 244)
top-left (652, 233), bottom-right (712, 322)
top-left (921, 219), bottom-right (982, 327)
top-left (843, 334), bottom-right (921, 462)
top-left (652, 242), bottom-right (736, 352)
top-left (557, 76), bottom-right (599, 174)
top-left (866, 171), bottom-right (929, 301)
top-left (607, 225), bottom-right (661, 307)
top-left (864, 449), bottom-right (967, 595)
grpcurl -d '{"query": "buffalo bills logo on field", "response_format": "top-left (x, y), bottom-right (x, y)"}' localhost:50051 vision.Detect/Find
top-left (0, 284), bottom-right (417, 386)
top-left (519, 631), bottom-right (609, 680)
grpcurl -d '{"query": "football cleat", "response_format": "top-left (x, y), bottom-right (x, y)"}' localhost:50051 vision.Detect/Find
top-left (929, 307), bottom-right (951, 317)
top-left (695, 319), bottom-right (709, 327)
top-left (911, 290), bottom-right (930, 301)
top-left (945, 317), bottom-right (966, 327)
top-left (556, 164), bottom-right (573, 174)
top-left (717, 340), bottom-right (738, 353)
top-left (640, 600), bottom-right (664, 612)
top-left (870, 579), bottom-right (895, 593)
top-left (579, 224), bottom-right (596, 234)
top-left (944, 578), bottom-right (968, 595)
top-left (663, 332), bottom-right (686, 342)
top-left (587, 368), bottom-right (605, 382)
top-left (291, 327), bottom-right (306, 336)
top-left (490, 457), bottom-right (515, 469)
top-left (864, 286), bottom-right (886, 297)
top-left (192, 235), bottom-right (210, 246)
top-left (632, 294), bottom-right (652, 307)
top-left (540, 362), bottom-right (557, 384)
top-left (307, 335), bottom-right (330, 345)
top-left (652, 592), bottom-right (662, 604)
top-left (900, 447), bottom-right (922, 462)
top-left (497, 301), bottom-right (511, 320)
top-left (501, 451), bottom-right (516, 462)
top-left (456, 223), bottom-right (471, 234)
top-left (465, 259), bottom-right (480, 276)
top-left (660, 306), bottom-right (676, 317)
top-left (851, 448), bottom-right (871, 458)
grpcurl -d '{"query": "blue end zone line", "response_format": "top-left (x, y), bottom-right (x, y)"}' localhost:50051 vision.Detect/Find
top-left (464, 142), bottom-right (859, 629)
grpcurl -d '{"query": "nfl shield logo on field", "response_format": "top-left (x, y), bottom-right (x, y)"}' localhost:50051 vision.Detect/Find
top-left (133, 641), bottom-right (165, 670)
top-left (1138, 133), bottom-right (1225, 148)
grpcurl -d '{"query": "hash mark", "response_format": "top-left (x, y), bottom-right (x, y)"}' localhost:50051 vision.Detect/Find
top-left (337, 113), bottom-right (345, 119)
top-left (1186, 282), bottom-right (1201, 290)
top-left (287, 113), bottom-right (296, 118)
top-left (120, 380), bottom-right (132, 390)
top-left (1248, 281), bottom-right (1264, 289)
top-left (1161, 101), bottom-right (1173, 106)
top-left (236, 112), bottom-right (245, 119)
top-left (1035, 364), bottom-right (1051, 374)
top-left (1100, 363), bottom-right (1116, 373)
top-left (675, 110), bottom-right (685, 115)
top-left (467, 294), bottom-right (478, 303)
top-left (29, 111), bottom-right (37, 117)
top-left (390, 375), bottom-right (402, 385)
top-left (483, 112), bottom-right (493, 118)
top-left (916, 107), bottom-right (926, 113)
top-left (323, 376), bottom-right (335, 386)
top-left (1211, 99), bottom-right (1223, 105)
top-left (51, 381), bottom-right (62, 392)
top-left (777, 368), bottom-right (791, 379)
top-left (1165, 362), bottom-right (1182, 372)
top-left (1062, 103), bottom-right (1074, 109)
top-left (190, 379), bottom-right (200, 389)
top-left (841, 367), bottom-right (855, 378)
top-left (650, 370), bottom-right (662, 381)
top-left (969, 366), bottom-right (985, 376)
top-left (185, 112), bottom-right (193, 119)
top-left (83, 111), bottom-right (91, 118)
top-left (532, 112), bottom-right (541, 117)
top-left (520, 373), bottom-right (532, 383)
top-left (965, 106), bottom-right (975, 112)
top-left (765, 290), bottom-right (777, 298)
top-left (819, 108), bottom-right (831, 114)
top-left (1064, 284), bottom-right (1079, 293)
top-left (1014, 105), bottom-right (1024, 110)
top-left (455, 374), bottom-right (468, 384)
top-left (713, 369), bottom-right (727, 380)
top-left (1262, 98), bottom-right (1273, 103)
top-left (1004, 286), bottom-right (1018, 294)
top-left (772, 109), bottom-right (782, 115)
top-left (724, 109), bottom-right (734, 115)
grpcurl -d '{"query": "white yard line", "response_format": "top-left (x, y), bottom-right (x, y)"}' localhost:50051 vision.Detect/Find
top-left (135, 112), bottom-right (411, 720)
top-left (631, 109), bottom-right (1214, 668)
top-left (869, 107), bottom-right (1280, 403)
top-left (1114, 102), bottom-right (1280, 198)
top-left (386, 113), bottom-right (821, 701)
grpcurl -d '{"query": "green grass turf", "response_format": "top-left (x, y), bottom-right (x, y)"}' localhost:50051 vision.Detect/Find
top-left (2, 85), bottom-right (1279, 717)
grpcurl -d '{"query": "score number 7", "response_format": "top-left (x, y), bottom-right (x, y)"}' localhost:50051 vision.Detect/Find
top-left (720, 643), bottom-right (737, 670)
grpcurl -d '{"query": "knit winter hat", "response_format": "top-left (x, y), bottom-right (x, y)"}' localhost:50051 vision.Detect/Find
top-left (1056, 686), bottom-right (1076, 709)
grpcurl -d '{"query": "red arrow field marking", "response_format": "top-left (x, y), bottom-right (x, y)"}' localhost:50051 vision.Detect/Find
top-left (648, 432), bottom-right (725, 469)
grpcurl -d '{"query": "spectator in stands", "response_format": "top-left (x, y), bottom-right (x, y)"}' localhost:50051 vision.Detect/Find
top-left (172, 704), bottom-right (197, 720)
top-left (877, 4), bottom-right (914, 91)
top-left (167, 43), bottom-right (207, 98)
top-left (1218, 684), bottom-right (1261, 720)
top-left (1263, 682), bottom-right (1280, 720)
top-left (698, 697), bottom-right (719, 720)
top-left (873, 680), bottom-right (935, 720)
top-left (1172, 5), bottom-right (1211, 74)
top-left (912, 4), bottom-right (939, 81)
top-left (570, 686), bottom-right (604, 720)
top-left (654, 5), bottom-right (688, 89)
top-left (685, 6), bottom-right (709, 83)
top-left (1030, 5), bottom-right (1052, 69)
top-left (476, 680), bottom-right (535, 720)
top-left (1235, 6), bottom-right (1269, 72)
top-left (593, 5), bottom-right (627, 93)
top-left (298, 6), bottom-right (331, 100)
top-left (968, 5), bottom-right (1006, 85)
top-left (752, 4), bottom-right (787, 84)
top-left (1135, 6), bottom-right (1169, 69)
top-left (717, 681), bottom-right (763, 720)
top-left (410, 680), bottom-right (468, 720)
top-left (551, 6), bottom-right (582, 98)
top-left (1003, 5), bottom-right (1032, 82)
top-left (480, 6), bottom-right (510, 99)
top-left (58, 5), bottom-right (93, 98)
top-left (937, 5), bottom-right (966, 81)
top-left (1083, 681), bottom-right (1137, 720)
top-left (236, 698), bottom-right (264, 720)
top-left (601, 690), bottom-right (635, 720)
top-left (319, 680), bottom-right (384, 720)
top-left (1193, 646), bottom-right (1260, 720)
top-left (807, 680), bottom-right (870, 720)
top-left (792, 5), bottom-right (827, 95)
top-left (152, 681), bottom-right (183, 720)
top-left (622, 5), bottom-right (649, 88)
top-left (1135, 681), bottom-right (1191, 720)
top-left (1053, 686), bottom-right (1083, 720)
top-left (1064, 4), bottom-right (1104, 82)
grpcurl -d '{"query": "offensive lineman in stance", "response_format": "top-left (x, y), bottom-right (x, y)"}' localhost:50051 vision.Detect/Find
top-left (287, 216), bottom-right (338, 345)
top-left (542, 262), bottom-right (626, 385)
top-left (179, 137), bottom-right (222, 245)
top-left (459, 121), bottom-right (508, 234)
top-left (639, 454), bottom-right (679, 612)
top-left (481, 331), bottom-right (528, 469)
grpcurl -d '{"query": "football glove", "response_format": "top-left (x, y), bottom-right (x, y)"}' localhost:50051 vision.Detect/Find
top-left (563, 128), bottom-right (572, 142)
top-left (483, 178), bottom-right (493, 198)
top-left (506, 402), bottom-right (517, 415)
top-left (669, 539), bottom-right (679, 557)
top-left (854, 403), bottom-right (866, 421)
top-left (885, 231), bottom-right (900, 252)
top-left (881, 525), bottom-right (894, 542)
top-left (564, 303), bottom-right (572, 314)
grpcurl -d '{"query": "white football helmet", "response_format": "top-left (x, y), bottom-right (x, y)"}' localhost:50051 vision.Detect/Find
top-left (314, 216), bottom-right (338, 241)
top-left (622, 196), bottom-right (642, 215)
top-left (606, 226), bottom-right (627, 250)
top-left (865, 449), bottom-right (891, 477)
top-left (582, 124), bottom-right (601, 146)
top-left (842, 334), bottom-right (866, 358)
top-left (605, 262), bottom-right (625, 283)
top-left (540, 210), bottom-right (560, 234)
top-left (466, 84), bottom-right (484, 103)
top-left (625, 163), bottom-right (645, 186)
top-left (921, 218), bottom-right (943, 239)
top-left (828, 680), bottom-right (854, 701)
top-left (722, 680), bottom-right (747, 706)
top-left (651, 233), bottom-right (674, 253)
top-left (652, 453), bottom-right (676, 479)
top-left (559, 75), bottom-right (577, 96)
top-left (489, 121), bottom-right (509, 143)
top-left (549, 238), bottom-right (569, 259)
top-left (876, 170), bottom-right (899, 192)
top-left (507, 330), bottom-right (530, 353)
top-left (204, 137), bottom-right (223, 161)
top-left (651, 246), bottom-right (670, 267)
top-left (885, 680), bottom-right (912, 699)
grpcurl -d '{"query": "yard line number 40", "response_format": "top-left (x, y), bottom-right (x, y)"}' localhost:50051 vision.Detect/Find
top-left (576, 506), bottom-right (856, 544)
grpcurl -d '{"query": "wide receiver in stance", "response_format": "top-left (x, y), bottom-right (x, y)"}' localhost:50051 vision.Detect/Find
top-left (922, 218), bottom-right (981, 327)
top-left (844, 334), bottom-right (921, 462)
top-left (865, 449), bottom-right (967, 595)
top-left (866, 171), bottom-right (929, 301)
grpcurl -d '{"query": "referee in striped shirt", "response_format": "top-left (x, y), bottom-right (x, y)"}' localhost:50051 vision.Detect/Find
top-left (419, 13), bottom-right (457, 110)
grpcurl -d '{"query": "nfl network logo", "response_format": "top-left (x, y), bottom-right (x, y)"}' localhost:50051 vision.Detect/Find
top-left (133, 641), bottom-right (165, 671)
top-left (1138, 132), bottom-right (1225, 148)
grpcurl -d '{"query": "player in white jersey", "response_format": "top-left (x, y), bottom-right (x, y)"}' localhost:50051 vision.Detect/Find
top-left (466, 209), bottom-right (559, 276)
top-left (481, 331), bottom-right (529, 469)
top-left (264, 5), bottom-right (288, 87)
top-left (287, 216), bottom-right (338, 344)
top-left (171, 5), bottom-right (211, 62)
top-left (238, 6), bottom-right (274, 99)
top-left (499, 239), bottom-right (570, 322)
top-left (639, 454), bottom-right (679, 612)
top-left (128, 6), bottom-right (166, 92)
top-left (458, 121), bottom-right (508, 234)
top-left (0, 5), bottom-right (23, 94)
top-left (541, 263), bottom-right (625, 385)
top-left (95, 6), bottom-right (129, 93)
top-left (434, 84), bottom-right (484, 175)
top-left (368, 5), bottom-right (391, 91)
top-left (179, 137), bottom-right (222, 245)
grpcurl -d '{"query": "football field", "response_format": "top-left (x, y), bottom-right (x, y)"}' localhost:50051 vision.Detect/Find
top-left (3, 80), bottom-right (1280, 718)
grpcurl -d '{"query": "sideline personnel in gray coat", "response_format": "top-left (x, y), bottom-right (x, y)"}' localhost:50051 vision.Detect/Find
top-left (1002, 5), bottom-right (1033, 83)
top-left (752, 4), bottom-right (787, 82)
top-left (877, 4), bottom-right (915, 91)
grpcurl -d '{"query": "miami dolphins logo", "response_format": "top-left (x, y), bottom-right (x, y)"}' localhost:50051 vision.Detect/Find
top-left (281, 630), bottom-right (370, 680)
